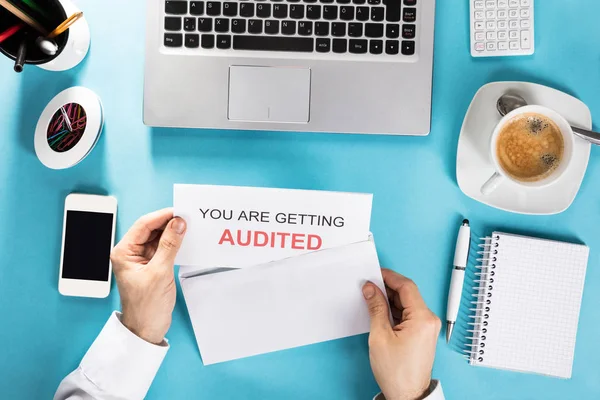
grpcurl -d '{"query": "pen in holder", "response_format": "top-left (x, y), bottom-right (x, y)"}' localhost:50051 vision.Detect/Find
top-left (0, 0), bottom-right (90, 72)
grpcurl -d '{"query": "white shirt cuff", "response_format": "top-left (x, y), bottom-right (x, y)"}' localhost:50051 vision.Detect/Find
top-left (373, 380), bottom-right (444, 400)
top-left (79, 312), bottom-right (169, 400)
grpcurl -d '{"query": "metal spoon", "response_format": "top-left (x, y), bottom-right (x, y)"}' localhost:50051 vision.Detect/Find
top-left (497, 93), bottom-right (600, 145)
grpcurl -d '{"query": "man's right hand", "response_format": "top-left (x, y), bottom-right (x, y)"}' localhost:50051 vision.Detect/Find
top-left (362, 269), bottom-right (441, 400)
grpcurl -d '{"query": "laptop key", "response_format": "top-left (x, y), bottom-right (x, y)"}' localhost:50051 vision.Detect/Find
top-left (257, 3), bottom-right (272, 17)
top-left (371, 7), bottom-right (384, 21)
top-left (323, 5), bottom-right (338, 19)
top-left (282, 20), bottom-right (297, 34)
top-left (232, 19), bottom-right (246, 33)
top-left (337, 0), bottom-right (351, 4)
top-left (402, 24), bottom-right (415, 39)
top-left (348, 22), bottom-right (363, 37)
top-left (370, 39), bottom-right (383, 54)
top-left (353, 0), bottom-right (366, 4)
top-left (332, 38), bottom-right (347, 53)
top-left (274, 4), bottom-right (288, 17)
top-left (215, 18), bottom-right (229, 32)
top-left (307, 5), bottom-right (321, 19)
top-left (349, 39), bottom-right (368, 53)
top-left (290, 4), bottom-right (305, 18)
top-left (315, 21), bottom-right (329, 36)
top-left (190, 2), bottom-right (205, 16)
top-left (401, 40), bottom-right (415, 55)
top-left (403, 8), bottom-right (416, 22)
top-left (265, 20), bottom-right (280, 34)
top-left (240, 3), bottom-right (255, 17)
top-left (165, 1), bottom-right (187, 14)
top-left (365, 23), bottom-right (383, 37)
top-left (206, 2), bottom-right (221, 16)
top-left (367, 0), bottom-right (381, 3)
top-left (232, 36), bottom-right (314, 52)
top-left (184, 18), bottom-right (197, 31)
top-left (298, 21), bottom-right (313, 35)
top-left (198, 17), bottom-right (213, 32)
top-left (386, 23), bottom-right (399, 38)
top-left (331, 22), bottom-right (346, 36)
top-left (320, 0), bottom-right (334, 3)
top-left (340, 6), bottom-right (354, 20)
top-left (383, 0), bottom-right (400, 21)
top-left (217, 35), bottom-right (232, 49)
top-left (185, 33), bottom-right (200, 48)
top-left (248, 19), bottom-right (263, 34)
top-left (404, 0), bottom-right (416, 4)
top-left (165, 17), bottom-right (182, 31)
top-left (201, 34), bottom-right (215, 48)
top-left (223, 2), bottom-right (238, 16)
top-left (316, 38), bottom-right (331, 52)
top-left (356, 6), bottom-right (369, 20)
top-left (164, 33), bottom-right (183, 47)
top-left (385, 39), bottom-right (399, 54)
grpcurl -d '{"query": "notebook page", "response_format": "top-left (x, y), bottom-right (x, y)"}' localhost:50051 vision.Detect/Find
top-left (473, 232), bottom-right (589, 378)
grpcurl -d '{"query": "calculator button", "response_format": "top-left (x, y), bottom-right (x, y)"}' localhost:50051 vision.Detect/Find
top-left (474, 1), bottom-right (484, 9)
top-left (475, 32), bottom-right (485, 41)
top-left (498, 0), bottom-right (507, 7)
top-left (498, 41), bottom-right (508, 50)
top-left (486, 42), bottom-right (496, 51)
top-left (509, 9), bottom-right (518, 18)
top-left (521, 30), bottom-right (531, 49)
top-left (486, 21), bottom-right (496, 29)
top-left (520, 19), bottom-right (530, 28)
top-left (520, 9), bottom-right (530, 18)
top-left (486, 31), bottom-right (497, 40)
top-left (475, 21), bottom-right (484, 30)
top-left (520, 0), bottom-right (530, 5)
top-left (497, 10), bottom-right (507, 19)
top-left (498, 20), bottom-right (507, 29)
top-left (509, 40), bottom-right (519, 49)
top-left (485, 1), bottom-right (495, 9)
top-left (474, 42), bottom-right (485, 52)
top-left (497, 31), bottom-right (507, 40)
top-left (509, 0), bottom-right (519, 7)
top-left (475, 11), bottom-right (484, 20)
top-left (509, 30), bottom-right (519, 39)
top-left (509, 20), bottom-right (518, 28)
top-left (486, 10), bottom-right (496, 19)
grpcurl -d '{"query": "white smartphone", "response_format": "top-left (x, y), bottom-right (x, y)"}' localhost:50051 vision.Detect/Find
top-left (58, 193), bottom-right (117, 298)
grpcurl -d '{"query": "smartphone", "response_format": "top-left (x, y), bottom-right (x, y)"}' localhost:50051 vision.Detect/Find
top-left (58, 194), bottom-right (117, 298)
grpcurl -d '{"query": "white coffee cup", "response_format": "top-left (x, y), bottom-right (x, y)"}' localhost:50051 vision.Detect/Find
top-left (480, 105), bottom-right (574, 195)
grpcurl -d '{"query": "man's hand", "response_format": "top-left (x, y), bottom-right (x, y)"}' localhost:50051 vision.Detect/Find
top-left (110, 208), bottom-right (187, 345)
top-left (363, 269), bottom-right (441, 400)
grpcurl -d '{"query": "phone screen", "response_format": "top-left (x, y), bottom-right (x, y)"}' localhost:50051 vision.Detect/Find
top-left (62, 211), bottom-right (114, 281)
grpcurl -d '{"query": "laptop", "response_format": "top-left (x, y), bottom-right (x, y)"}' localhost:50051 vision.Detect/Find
top-left (144, 0), bottom-right (436, 135)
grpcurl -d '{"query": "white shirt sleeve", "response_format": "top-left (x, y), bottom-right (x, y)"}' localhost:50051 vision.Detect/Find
top-left (54, 312), bottom-right (169, 400)
top-left (373, 380), bottom-right (444, 400)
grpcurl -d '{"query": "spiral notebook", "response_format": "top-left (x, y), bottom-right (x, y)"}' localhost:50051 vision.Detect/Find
top-left (467, 232), bottom-right (589, 379)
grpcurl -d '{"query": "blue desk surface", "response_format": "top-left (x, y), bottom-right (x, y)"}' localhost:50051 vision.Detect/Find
top-left (2, 0), bottom-right (600, 398)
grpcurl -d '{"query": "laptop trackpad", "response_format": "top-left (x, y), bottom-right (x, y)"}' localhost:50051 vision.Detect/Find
top-left (228, 66), bottom-right (311, 123)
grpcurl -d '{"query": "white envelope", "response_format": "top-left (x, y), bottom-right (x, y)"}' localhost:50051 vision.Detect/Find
top-left (180, 240), bottom-right (385, 365)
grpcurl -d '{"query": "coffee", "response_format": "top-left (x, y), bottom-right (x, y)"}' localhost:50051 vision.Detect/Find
top-left (496, 113), bottom-right (564, 182)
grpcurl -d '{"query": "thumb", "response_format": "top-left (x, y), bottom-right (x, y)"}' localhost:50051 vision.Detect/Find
top-left (362, 282), bottom-right (392, 334)
top-left (153, 217), bottom-right (187, 267)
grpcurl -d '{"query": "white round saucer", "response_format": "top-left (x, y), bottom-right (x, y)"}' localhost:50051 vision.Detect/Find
top-left (457, 81), bottom-right (592, 215)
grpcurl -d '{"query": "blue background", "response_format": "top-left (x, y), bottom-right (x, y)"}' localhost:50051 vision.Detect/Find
top-left (1, 0), bottom-right (599, 398)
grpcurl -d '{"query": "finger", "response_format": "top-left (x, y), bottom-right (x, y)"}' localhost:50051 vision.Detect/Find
top-left (152, 217), bottom-right (187, 268)
top-left (381, 269), bottom-right (428, 312)
top-left (122, 208), bottom-right (174, 246)
top-left (362, 281), bottom-right (392, 334)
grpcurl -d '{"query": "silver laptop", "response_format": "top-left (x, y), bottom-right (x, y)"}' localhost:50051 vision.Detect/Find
top-left (144, 0), bottom-right (436, 135)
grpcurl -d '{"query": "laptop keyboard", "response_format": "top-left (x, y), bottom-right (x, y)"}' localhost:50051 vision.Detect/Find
top-left (162, 0), bottom-right (419, 58)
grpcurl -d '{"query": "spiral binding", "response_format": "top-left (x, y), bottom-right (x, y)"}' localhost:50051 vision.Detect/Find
top-left (463, 234), bottom-right (500, 364)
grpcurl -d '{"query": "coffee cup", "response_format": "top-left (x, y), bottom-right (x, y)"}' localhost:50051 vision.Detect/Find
top-left (481, 105), bottom-right (574, 195)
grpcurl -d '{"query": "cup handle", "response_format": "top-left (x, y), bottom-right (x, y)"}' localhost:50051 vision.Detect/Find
top-left (481, 172), bottom-right (503, 195)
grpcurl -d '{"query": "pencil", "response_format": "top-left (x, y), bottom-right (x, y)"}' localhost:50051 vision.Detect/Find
top-left (0, 0), bottom-right (47, 35)
top-left (47, 11), bottom-right (83, 39)
top-left (0, 23), bottom-right (22, 43)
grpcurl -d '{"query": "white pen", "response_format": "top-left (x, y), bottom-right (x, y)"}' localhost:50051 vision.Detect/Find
top-left (446, 219), bottom-right (470, 343)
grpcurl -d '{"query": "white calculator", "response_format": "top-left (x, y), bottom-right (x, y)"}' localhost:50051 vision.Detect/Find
top-left (470, 0), bottom-right (535, 57)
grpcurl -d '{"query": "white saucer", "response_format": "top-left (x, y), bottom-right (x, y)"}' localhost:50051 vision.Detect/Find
top-left (457, 81), bottom-right (592, 215)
